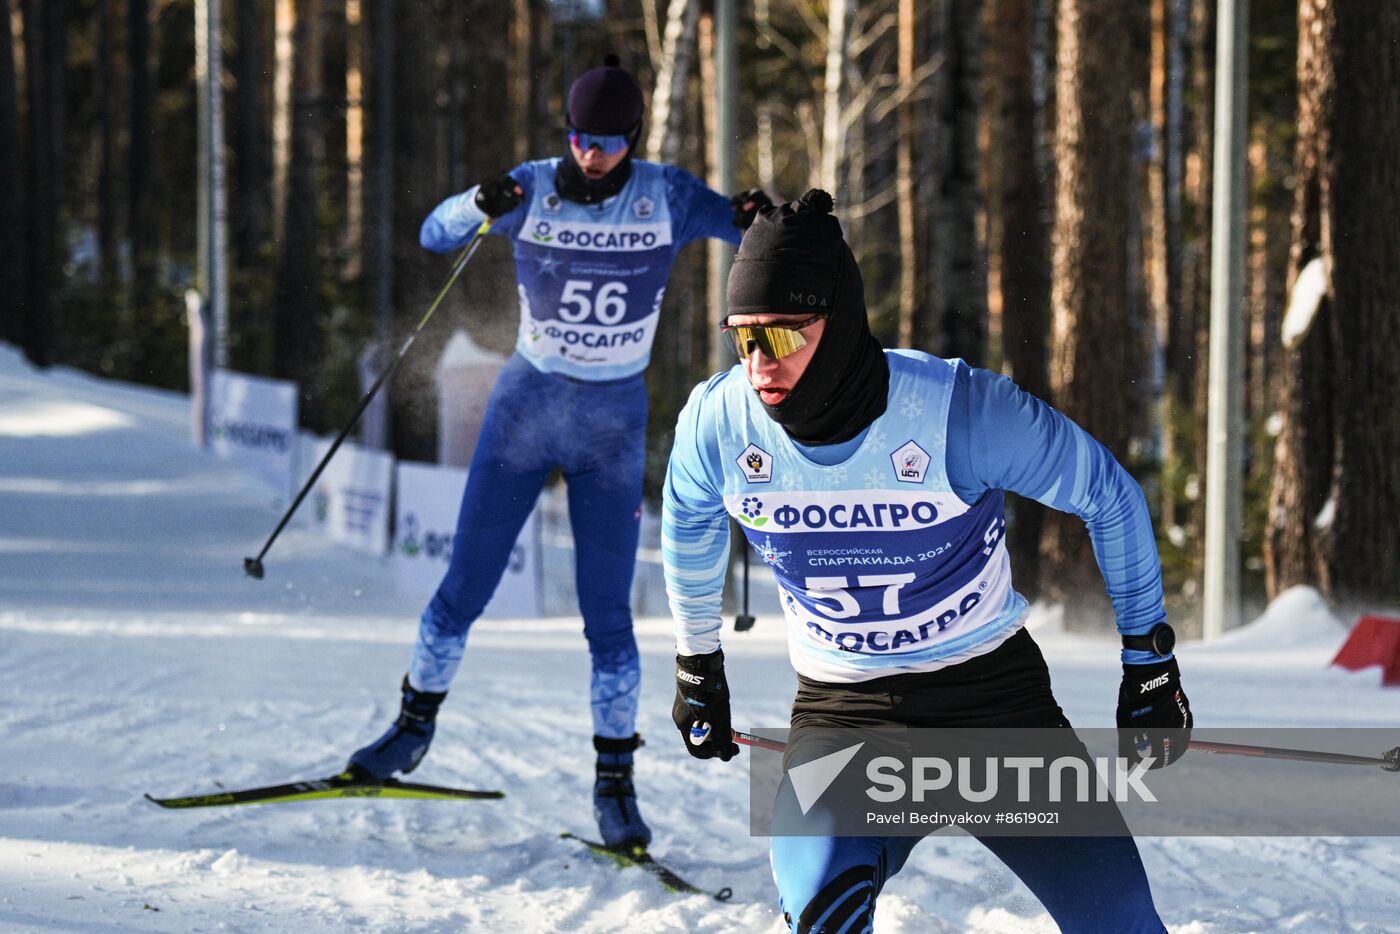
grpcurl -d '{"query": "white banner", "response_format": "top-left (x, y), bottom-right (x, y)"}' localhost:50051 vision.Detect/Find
top-left (209, 369), bottom-right (298, 501)
top-left (394, 461), bottom-right (540, 618)
top-left (304, 438), bottom-right (394, 555)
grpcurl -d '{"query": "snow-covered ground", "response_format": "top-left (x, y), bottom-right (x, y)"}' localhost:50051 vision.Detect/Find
top-left (2, 343), bottom-right (1398, 933)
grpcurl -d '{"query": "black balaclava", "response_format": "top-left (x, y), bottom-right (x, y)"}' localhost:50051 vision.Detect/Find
top-left (556, 54), bottom-right (645, 204)
top-left (725, 189), bottom-right (889, 445)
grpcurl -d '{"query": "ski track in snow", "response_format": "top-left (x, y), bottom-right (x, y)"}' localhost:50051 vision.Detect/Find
top-left (1, 344), bottom-right (1398, 932)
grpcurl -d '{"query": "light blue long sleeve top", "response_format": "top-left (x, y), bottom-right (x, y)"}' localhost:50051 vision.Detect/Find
top-left (663, 358), bottom-right (1168, 671)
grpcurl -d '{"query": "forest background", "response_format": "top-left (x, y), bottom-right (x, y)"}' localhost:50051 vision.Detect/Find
top-left (3, 0), bottom-right (1397, 635)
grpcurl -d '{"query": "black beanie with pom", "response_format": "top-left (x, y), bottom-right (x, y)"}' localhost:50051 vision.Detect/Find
top-left (566, 54), bottom-right (644, 135)
top-left (556, 54), bottom-right (644, 204)
top-left (726, 190), bottom-right (889, 445)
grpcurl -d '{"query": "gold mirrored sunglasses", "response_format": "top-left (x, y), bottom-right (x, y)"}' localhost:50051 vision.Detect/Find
top-left (720, 315), bottom-right (825, 360)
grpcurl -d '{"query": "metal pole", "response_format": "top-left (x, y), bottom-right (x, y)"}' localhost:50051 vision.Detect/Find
top-left (1202, 0), bottom-right (1248, 640)
top-left (708, 0), bottom-right (738, 374)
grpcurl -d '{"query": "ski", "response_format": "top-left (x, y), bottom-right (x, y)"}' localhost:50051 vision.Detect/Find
top-left (560, 832), bottom-right (733, 902)
top-left (145, 771), bottom-right (505, 809)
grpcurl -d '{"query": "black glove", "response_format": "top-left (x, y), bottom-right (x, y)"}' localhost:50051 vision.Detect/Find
top-left (347, 675), bottom-right (447, 779)
top-left (474, 172), bottom-right (525, 218)
top-left (1117, 658), bottom-right (1192, 769)
top-left (673, 650), bottom-right (740, 761)
top-left (730, 188), bottom-right (773, 229)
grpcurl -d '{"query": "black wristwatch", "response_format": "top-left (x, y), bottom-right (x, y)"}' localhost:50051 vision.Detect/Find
top-left (1122, 622), bottom-right (1176, 657)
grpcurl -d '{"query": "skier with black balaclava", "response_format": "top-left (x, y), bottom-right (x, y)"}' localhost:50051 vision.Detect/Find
top-left (346, 55), bottom-right (770, 851)
top-left (662, 191), bottom-right (1191, 932)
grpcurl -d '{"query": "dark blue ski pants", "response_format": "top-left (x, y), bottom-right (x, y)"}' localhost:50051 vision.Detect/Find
top-left (770, 630), bottom-right (1167, 933)
top-left (408, 353), bottom-right (646, 738)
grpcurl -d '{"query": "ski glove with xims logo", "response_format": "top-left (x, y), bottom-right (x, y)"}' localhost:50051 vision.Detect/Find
top-left (347, 675), bottom-right (448, 780)
top-left (474, 172), bottom-right (524, 219)
top-left (1117, 657), bottom-right (1192, 769)
top-left (673, 650), bottom-right (740, 761)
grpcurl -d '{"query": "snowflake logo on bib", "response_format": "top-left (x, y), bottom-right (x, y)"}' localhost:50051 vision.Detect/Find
top-left (752, 535), bottom-right (792, 573)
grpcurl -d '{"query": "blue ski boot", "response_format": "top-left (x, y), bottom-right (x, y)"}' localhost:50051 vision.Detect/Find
top-left (347, 676), bottom-right (447, 779)
top-left (593, 734), bottom-right (652, 850)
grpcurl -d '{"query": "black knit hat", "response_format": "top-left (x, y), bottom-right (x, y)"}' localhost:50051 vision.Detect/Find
top-left (567, 54), bottom-right (644, 134)
top-left (725, 190), bottom-right (890, 446)
top-left (726, 189), bottom-right (848, 318)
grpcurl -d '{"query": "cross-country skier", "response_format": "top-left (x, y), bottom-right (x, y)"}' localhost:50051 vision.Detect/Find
top-left (346, 55), bottom-right (770, 851)
top-left (662, 190), bottom-right (1191, 932)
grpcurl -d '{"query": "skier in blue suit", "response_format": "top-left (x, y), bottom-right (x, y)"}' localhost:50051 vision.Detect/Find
top-left (348, 56), bottom-right (769, 850)
top-left (663, 191), bottom-right (1192, 932)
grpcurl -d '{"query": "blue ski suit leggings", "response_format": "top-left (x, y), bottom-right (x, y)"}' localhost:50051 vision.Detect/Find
top-left (770, 630), bottom-right (1166, 933)
top-left (408, 353), bottom-right (646, 739)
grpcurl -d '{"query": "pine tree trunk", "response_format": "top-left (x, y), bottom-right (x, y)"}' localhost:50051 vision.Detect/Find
top-left (991, 0), bottom-right (1050, 600)
top-left (509, 0), bottom-right (532, 165)
top-left (910, 1), bottom-right (942, 354)
top-left (697, 3), bottom-right (719, 338)
top-left (1043, 0), bottom-right (1134, 632)
top-left (647, 0), bottom-right (698, 164)
top-left (128, 0), bottom-right (156, 312)
top-left (936, 0), bottom-right (985, 363)
top-left (363, 0), bottom-right (394, 446)
top-left (458, 0), bottom-right (518, 349)
top-left (1320, 2), bottom-right (1400, 615)
top-left (387, 0), bottom-right (439, 461)
top-left (0, 0), bottom-right (25, 345)
top-left (1266, 0), bottom-right (1334, 601)
top-left (1245, 121), bottom-right (1288, 455)
top-left (819, 0), bottom-right (853, 193)
top-left (273, 0), bottom-right (324, 418)
top-left (1147, 0), bottom-right (1185, 421)
top-left (895, 0), bottom-right (919, 348)
top-left (97, 0), bottom-right (120, 289)
top-left (273, 0), bottom-right (293, 238)
top-left (232, 0), bottom-right (271, 274)
top-left (19, 0), bottom-right (65, 368)
top-left (1182, 0), bottom-right (1215, 604)
top-left (343, 0), bottom-right (364, 280)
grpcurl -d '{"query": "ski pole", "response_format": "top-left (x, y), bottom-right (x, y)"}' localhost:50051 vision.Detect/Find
top-left (734, 731), bottom-right (1400, 772)
top-left (732, 729), bottom-right (787, 753)
top-left (734, 540), bottom-right (755, 631)
top-left (243, 219), bottom-right (494, 580)
top-left (1187, 740), bottom-right (1400, 771)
